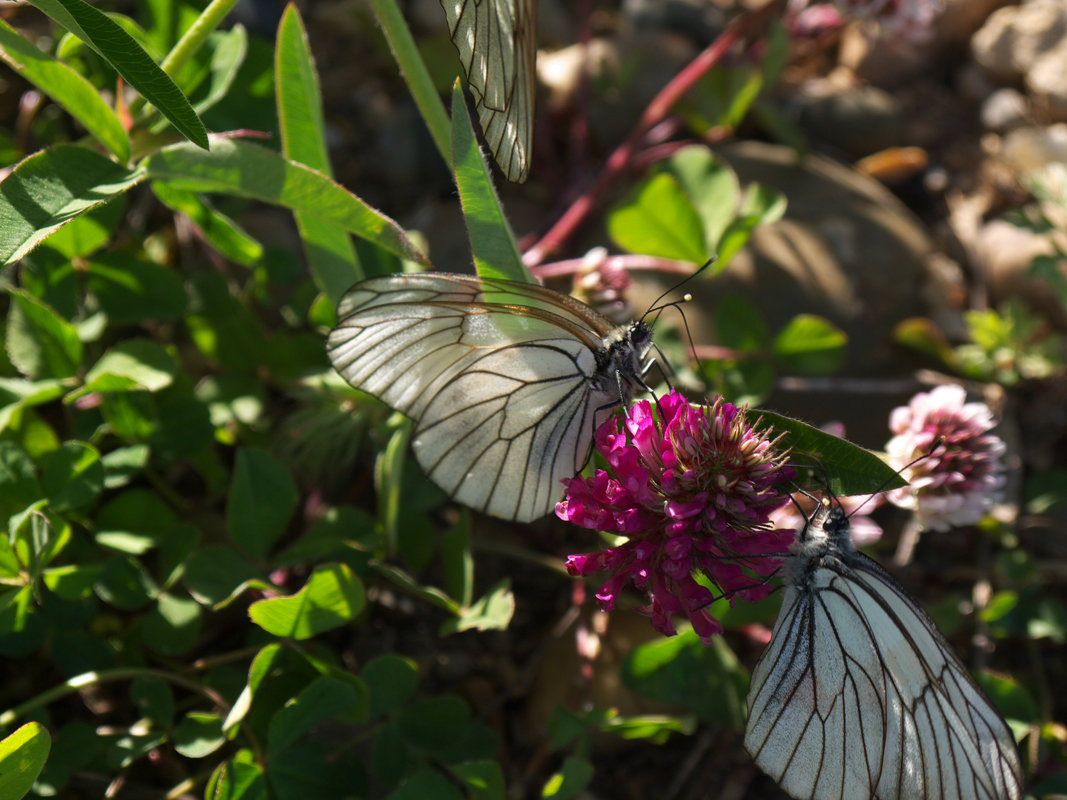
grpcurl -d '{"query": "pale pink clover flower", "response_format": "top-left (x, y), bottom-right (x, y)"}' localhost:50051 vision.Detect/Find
top-left (787, 0), bottom-right (942, 44)
top-left (885, 384), bottom-right (1006, 531)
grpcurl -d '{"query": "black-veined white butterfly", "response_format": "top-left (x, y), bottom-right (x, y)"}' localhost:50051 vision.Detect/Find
top-left (744, 497), bottom-right (1023, 800)
top-left (441, 0), bottom-right (537, 182)
top-left (326, 272), bottom-right (653, 522)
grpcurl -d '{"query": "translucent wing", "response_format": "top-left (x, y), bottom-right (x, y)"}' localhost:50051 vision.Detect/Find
top-left (326, 273), bottom-right (643, 522)
top-left (441, 0), bottom-right (537, 182)
top-left (745, 509), bottom-right (1023, 800)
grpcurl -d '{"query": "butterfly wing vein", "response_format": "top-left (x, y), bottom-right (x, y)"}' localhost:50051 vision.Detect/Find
top-left (326, 274), bottom-right (626, 522)
top-left (441, 0), bottom-right (535, 181)
top-left (744, 553), bottom-right (1022, 800)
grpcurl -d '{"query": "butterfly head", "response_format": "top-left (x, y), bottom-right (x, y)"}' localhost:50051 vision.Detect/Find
top-left (628, 320), bottom-right (654, 356)
top-left (793, 496), bottom-right (855, 557)
top-left (599, 320), bottom-right (653, 368)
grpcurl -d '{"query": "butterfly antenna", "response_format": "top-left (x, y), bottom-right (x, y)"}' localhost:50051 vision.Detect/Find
top-left (641, 291), bottom-right (705, 391)
top-left (639, 257), bottom-right (716, 322)
top-left (647, 341), bottom-right (676, 391)
top-left (788, 491), bottom-right (812, 517)
top-left (667, 294), bottom-right (704, 378)
top-left (785, 456), bottom-right (831, 503)
top-left (844, 435), bottom-right (945, 518)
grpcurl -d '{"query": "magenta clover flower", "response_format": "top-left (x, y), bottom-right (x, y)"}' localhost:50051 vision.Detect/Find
top-left (885, 384), bottom-right (1006, 531)
top-left (556, 391), bottom-right (795, 643)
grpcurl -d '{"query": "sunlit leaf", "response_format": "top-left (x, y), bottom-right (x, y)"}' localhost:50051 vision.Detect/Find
top-left (450, 83), bottom-right (528, 282)
top-left (0, 722), bottom-right (51, 800)
top-left (608, 173), bottom-right (707, 263)
top-left (0, 146), bottom-right (144, 266)
top-left (754, 412), bottom-right (904, 495)
top-left (144, 140), bottom-right (429, 267)
top-left (248, 563), bottom-right (365, 639)
top-left (31, 0), bottom-right (207, 147)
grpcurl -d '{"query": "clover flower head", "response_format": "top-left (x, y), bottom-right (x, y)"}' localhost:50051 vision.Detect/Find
top-left (556, 392), bottom-right (795, 643)
top-left (574, 247), bottom-right (633, 324)
top-left (885, 384), bottom-right (1006, 531)
top-left (787, 0), bottom-right (942, 44)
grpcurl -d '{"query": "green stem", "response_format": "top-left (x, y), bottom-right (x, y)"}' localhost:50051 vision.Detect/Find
top-left (0, 667), bottom-right (228, 728)
top-left (129, 0), bottom-right (240, 120)
top-left (161, 0), bottom-right (242, 76)
top-left (366, 0), bottom-right (452, 169)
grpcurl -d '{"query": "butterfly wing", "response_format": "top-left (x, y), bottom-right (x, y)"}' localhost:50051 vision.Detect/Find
top-left (745, 554), bottom-right (1022, 800)
top-left (441, 0), bottom-right (536, 182)
top-left (326, 273), bottom-right (627, 522)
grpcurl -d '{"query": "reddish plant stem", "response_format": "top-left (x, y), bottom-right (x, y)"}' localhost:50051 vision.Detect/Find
top-left (570, 0), bottom-right (596, 174)
top-left (523, 0), bottom-right (789, 266)
top-left (530, 253), bottom-right (695, 280)
top-left (692, 343), bottom-right (760, 361)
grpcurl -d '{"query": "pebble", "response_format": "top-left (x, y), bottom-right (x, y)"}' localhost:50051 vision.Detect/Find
top-left (652, 140), bottom-right (937, 377)
top-left (1001, 123), bottom-right (1067, 176)
top-left (1027, 38), bottom-right (1067, 121)
top-left (855, 146), bottom-right (929, 185)
top-left (981, 87), bottom-right (1031, 132)
top-left (794, 84), bottom-right (908, 157)
top-left (971, 0), bottom-right (1067, 82)
top-left (978, 219), bottom-right (1066, 330)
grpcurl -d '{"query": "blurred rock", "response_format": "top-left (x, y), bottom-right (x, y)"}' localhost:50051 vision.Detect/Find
top-left (972, 0), bottom-right (1067, 82)
top-left (543, 31), bottom-right (695, 150)
top-left (901, 81), bottom-right (974, 150)
top-left (841, 0), bottom-right (1009, 86)
top-left (934, 0), bottom-right (1015, 46)
top-left (978, 218), bottom-right (1067, 329)
top-left (957, 61), bottom-right (999, 104)
top-left (537, 39), bottom-right (618, 113)
top-left (794, 83), bottom-right (908, 157)
top-left (637, 141), bottom-right (940, 376)
top-left (1027, 39), bottom-right (1067, 121)
top-left (1001, 124), bottom-right (1067, 175)
top-left (838, 23), bottom-right (931, 87)
top-left (981, 87), bottom-right (1031, 132)
top-left (526, 610), bottom-right (668, 737)
top-left (622, 0), bottom-right (729, 40)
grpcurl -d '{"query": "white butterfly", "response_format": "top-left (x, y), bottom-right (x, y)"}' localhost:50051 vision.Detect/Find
top-left (745, 498), bottom-right (1023, 800)
top-left (326, 272), bottom-right (653, 522)
top-left (441, 0), bottom-right (537, 182)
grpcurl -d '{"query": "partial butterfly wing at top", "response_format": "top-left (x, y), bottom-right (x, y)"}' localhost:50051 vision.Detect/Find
top-left (326, 273), bottom-right (653, 522)
top-left (441, 0), bottom-right (537, 182)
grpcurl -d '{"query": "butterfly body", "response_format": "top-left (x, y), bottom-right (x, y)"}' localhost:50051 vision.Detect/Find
top-left (745, 502), bottom-right (1023, 800)
top-left (327, 273), bottom-right (652, 521)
